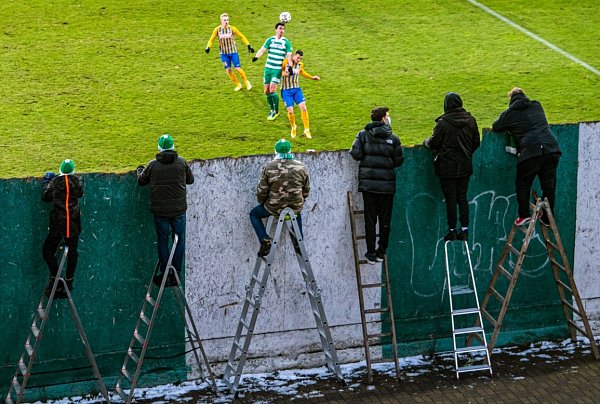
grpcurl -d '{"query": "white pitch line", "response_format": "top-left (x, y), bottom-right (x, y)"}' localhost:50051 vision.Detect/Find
top-left (467, 0), bottom-right (600, 77)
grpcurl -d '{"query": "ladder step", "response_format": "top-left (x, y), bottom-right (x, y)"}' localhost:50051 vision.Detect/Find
top-left (121, 367), bottom-right (133, 381)
top-left (31, 324), bottom-right (40, 338)
top-left (127, 348), bottom-right (140, 363)
top-left (454, 326), bottom-right (485, 335)
top-left (11, 378), bottom-right (21, 394)
top-left (367, 332), bottom-right (392, 339)
top-left (365, 307), bottom-right (389, 314)
top-left (140, 313), bottom-right (151, 326)
top-left (354, 210), bottom-right (364, 215)
top-left (145, 295), bottom-right (156, 307)
top-left (114, 384), bottom-right (129, 402)
top-left (457, 364), bottom-right (492, 373)
top-left (507, 243), bottom-right (521, 256)
top-left (361, 283), bottom-right (386, 289)
top-left (222, 377), bottom-right (234, 390)
top-left (550, 258), bottom-right (567, 273)
top-left (490, 287), bottom-right (505, 303)
top-left (567, 319), bottom-right (588, 336)
top-left (455, 346), bottom-right (488, 354)
top-left (481, 309), bottom-right (497, 327)
top-left (546, 240), bottom-right (560, 251)
top-left (36, 307), bottom-right (46, 319)
top-left (560, 298), bottom-right (580, 316)
top-left (240, 319), bottom-right (252, 330)
top-left (451, 285), bottom-right (474, 295)
top-left (245, 297), bottom-right (256, 308)
top-left (18, 360), bottom-right (28, 376)
top-left (25, 342), bottom-right (34, 357)
top-left (233, 340), bottom-right (244, 353)
top-left (133, 331), bottom-right (146, 346)
top-left (452, 308), bottom-right (480, 316)
top-left (557, 279), bottom-right (573, 294)
top-left (497, 265), bottom-right (513, 280)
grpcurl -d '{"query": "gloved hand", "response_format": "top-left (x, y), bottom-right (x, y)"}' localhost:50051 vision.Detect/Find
top-left (247, 44), bottom-right (255, 53)
top-left (43, 172), bottom-right (56, 184)
top-left (252, 56), bottom-right (258, 62)
top-left (205, 47), bottom-right (210, 54)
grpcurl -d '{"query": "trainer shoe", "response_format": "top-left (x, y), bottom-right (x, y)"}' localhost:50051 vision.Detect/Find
top-left (514, 217), bottom-right (531, 227)
top-left (290, 126), bottom-right (297, 138)
top-left (457, 229), bottom-right (468, 241)
top-left (234, 83), bottom-right (243, 92)
top-left (303, 128), bottom-right (312, 139)
top-left (165, 272), bottom-right (179, 287)
top-left (270, 112), bottom-right (280, 121)
top-left (267, 112), bottom-right (275, 121)
top-left (152, 273), bottom-right (165, 286)
top-left (258, 237), bottom-right (272, 257)
top-left (245, 80), bottom-right (252, 90)
top-left (375, 253), bottom-right (385, 262)
top-left (444, 229), bottom-right (457, 241)
top-left (365, 254), bottom-right (377, 265)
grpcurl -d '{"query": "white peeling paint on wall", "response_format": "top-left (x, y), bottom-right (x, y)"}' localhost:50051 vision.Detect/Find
top-left (184, 151), bottom-right (381, 374)
top-left (575, 121), bottom-right (600, 328)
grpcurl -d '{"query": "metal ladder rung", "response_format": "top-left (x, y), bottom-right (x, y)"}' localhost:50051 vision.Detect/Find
top-left (567, 319), bottom-right (588, 336)
top-left (36, 307), bottom-right (46, 319)
top-left (245, 297), bottom-right (257, 308)
top-left (490, 287), bottom-right (505, 303)
top-left (457, 364), bottom-right (492, 373)
top-left (145, 294), bottom-right (156, 307)
top-left (11, 378), bottom-right (21, 394)
top-left (454, 326), bottom-right (484, 335)
top-left (452, 308), bottom-right (480, 316)
top-left (121, 367), bottom-right (133, 381)
top-left (240, 319), bottom-right (251, 330)
top-left (497, 265), bottom-right (513, 280)
top-left (222, 377), bottom-right (234, 390)
top-left (233, 341), bottom-right (244, 353)
top-left (455, 346), bottom-right (488, 354)
top-left (451, 285), bottom-right (474, 295)
top-left (560, 298), bottom-right (580, 316)
top-left (365, 307), bottom-right (389, 314)
top-left (30, 324), bottom-right (40, 338)
top-left (127, 348), bottom-right (140, 363)
top-left (133, 331), bottom-right (146, 346)
top-left (25, 343), bottom-right (34, 357)
top-left (557, 279), bottom-right (573, 294)
top-left (361, 282), bottom-right (386, 289)
top-left (140, 313), bottom-right (151, 325)
top-left (550, 258), bottom-right (567, 273)
top-left (481, 309), bottom-right (497, 327)
top-left (18, 360), bottom-right (28, 376)
top-left (114, 384), bottom-right (129, 402)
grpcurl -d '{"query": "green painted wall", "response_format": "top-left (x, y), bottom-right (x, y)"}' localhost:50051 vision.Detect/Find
top-left (386, 125), bottom-right (578, 355)
top-left (0, 173), bottom-right (185, 401)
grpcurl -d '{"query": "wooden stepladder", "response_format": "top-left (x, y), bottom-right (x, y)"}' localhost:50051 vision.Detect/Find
top-left (5, 247), bottom-right (110, 404)
top-left (473, 198), bottom-right (599, 358)
top-left (115, 235), bottom-right (219, 403)
top-left (347, 191), bottom-right (400, 383)
top-left (223, 208), bottom-right (343, 394)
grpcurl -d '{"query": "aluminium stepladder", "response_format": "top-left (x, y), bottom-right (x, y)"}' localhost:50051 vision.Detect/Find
top-left (5, 246), bottom-right (111, 404)
top-left (470, 198), bottom-right (599, 358)
top-left (223, 207), bottom-right (344, 394)
top-left (114, 234), bottom-right (219, 403)
top-left (442, 240), bottom-right (492, 379)
top-left (347, 191), bottom-right (400, 383)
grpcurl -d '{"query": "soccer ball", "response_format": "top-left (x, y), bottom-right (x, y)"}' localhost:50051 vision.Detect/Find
top-left (279, 11), bottom-right (291, 23)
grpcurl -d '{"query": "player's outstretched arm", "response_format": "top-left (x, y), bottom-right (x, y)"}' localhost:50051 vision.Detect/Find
top-left (252, 47), bottom-right (266, 62)
top-left (205, 27), bottom-right (219, 53)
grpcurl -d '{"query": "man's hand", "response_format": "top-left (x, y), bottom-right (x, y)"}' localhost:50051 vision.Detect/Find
top-left (252, 56), bottom-right (258, 62)
top-left (205, 47), bottom-right (210, 54)
top-left (43, 172), bottom-right (56, 184)
top-left (247, 44), bottom-right (255, 53)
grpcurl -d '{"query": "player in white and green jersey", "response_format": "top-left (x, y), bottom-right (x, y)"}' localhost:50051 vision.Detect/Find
top-left (252, 22), bottom-right (293, 121)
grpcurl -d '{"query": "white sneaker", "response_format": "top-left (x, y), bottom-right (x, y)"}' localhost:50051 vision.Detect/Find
top-left (303, 128), bottom-right (312, 139)
top-left (290, 126), bottom-right (297, 138)
top-left (234, 83), bottom-right (243, 92)
top-left (245, 80), bottom-right (252, 90)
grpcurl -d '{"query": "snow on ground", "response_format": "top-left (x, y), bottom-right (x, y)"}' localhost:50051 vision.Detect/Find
top-left (34, 337), bottom-right (596, 403)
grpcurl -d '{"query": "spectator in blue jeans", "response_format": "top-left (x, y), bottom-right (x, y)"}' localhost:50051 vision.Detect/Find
top-left (137, 134), bottom-right (194, 286)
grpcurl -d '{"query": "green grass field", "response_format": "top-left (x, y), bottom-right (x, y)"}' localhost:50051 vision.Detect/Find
top-left (1, 0), bottom-right (598, 178)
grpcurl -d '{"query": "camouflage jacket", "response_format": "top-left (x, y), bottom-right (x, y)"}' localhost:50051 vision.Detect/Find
top-left (257, 158), bottom-right (310, 215)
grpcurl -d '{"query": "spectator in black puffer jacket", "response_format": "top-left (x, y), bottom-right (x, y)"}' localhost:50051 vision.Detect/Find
top-left (492, 88), bottom-right (561, 226)
top-left (137, 134), bottom-right (194, 287)
top-left (350, 106), bottom-right (404, 264)
top-left (424, 92), bottom-right (480, 241)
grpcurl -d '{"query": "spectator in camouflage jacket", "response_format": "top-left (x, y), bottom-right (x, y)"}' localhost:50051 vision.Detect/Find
top-left (250, 139), bottom-right (310, 257)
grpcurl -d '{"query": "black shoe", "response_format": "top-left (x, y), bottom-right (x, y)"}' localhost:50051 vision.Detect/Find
top-left (165, 272), bottom-right (179, 287)
top-left (365, 254), bottom-right (377, 265)
top-left (152, 273), bottom-right (165, 286)
top-left (457, 230), bottom-right (468, 241)
top-left (375, 252), bottom-right (385, 262)
top-left (258, 238), bottom-right (272, 257)
top-left (444, 229), bottom-right (457, 241)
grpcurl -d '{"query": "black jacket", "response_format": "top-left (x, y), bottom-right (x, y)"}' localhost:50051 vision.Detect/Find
top-left (492, 93), bottom-right (561, 163)
top-left (349, 121), bottom-right (404, 194)
top-left (42, 174), bottom-right (84, 238)
top-left (424, 93), bottom-right (480, 178)
top-left (137, 150), bottom-right (194, 217)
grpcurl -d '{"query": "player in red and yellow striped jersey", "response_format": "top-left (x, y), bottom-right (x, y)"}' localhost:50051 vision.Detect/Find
top-left (205, 13), bottom-right (255, 91)
top-left (281, 50), bottom-right (320, 139)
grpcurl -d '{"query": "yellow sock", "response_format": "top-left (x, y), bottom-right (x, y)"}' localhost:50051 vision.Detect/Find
top-left (227, 71), bottom-right (240, 84)
top-left (287, 111), bottom-right (296, 127)
top-left (237, 68), bottom-right (248, 82)
top-left (301, 109), bottom-right (310, 130)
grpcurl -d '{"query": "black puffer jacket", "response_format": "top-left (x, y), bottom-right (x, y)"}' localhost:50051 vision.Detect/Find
top-left (137, 150), bottom-right (194, 217)
top-left (349, 121), bottom-right (404, 194)
top-left (424, 93), bottom-right (480, 178)
top-left (42, 174), bottom-right (84, 238)
top-left (492, 93), bottom-right (561, 163)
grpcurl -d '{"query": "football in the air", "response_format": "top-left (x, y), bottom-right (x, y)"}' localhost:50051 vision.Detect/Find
top-left (279, 11), bottom-right (291, 23)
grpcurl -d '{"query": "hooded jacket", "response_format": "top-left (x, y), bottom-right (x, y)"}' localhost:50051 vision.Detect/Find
top-left (492, 93), bottom-right (561, 163)
top-left (349, 121), bottom-right (404, 194)
top-left (423, 93), bottom-right (480, 178)
top-left (137, 150), bottom-right (194, 217)
top-left (42, 174), bottom-right (84, 238)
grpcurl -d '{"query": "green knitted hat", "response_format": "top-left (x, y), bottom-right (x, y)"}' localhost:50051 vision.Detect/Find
top-left (158, 134), bottom-right (174, 151)
top-left (274, 138), bottom-right (291, 154)
top-left (60, 159), bottom-right (75, 175)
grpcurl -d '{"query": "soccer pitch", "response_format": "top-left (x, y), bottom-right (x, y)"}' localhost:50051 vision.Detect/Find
top-left (1, 0), bottom-right (598, 178)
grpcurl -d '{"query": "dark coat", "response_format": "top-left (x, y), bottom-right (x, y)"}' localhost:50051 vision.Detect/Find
top-left (492, 93), bottom-right (561, 163)
top-left (42, 174), bottom-right (84, 238)
top-left (424, 93), bottom-right (481, 178)
top-left (137, 150), bottom-right (194, 217)
top-left (349, 121), bottom-right (404, 194)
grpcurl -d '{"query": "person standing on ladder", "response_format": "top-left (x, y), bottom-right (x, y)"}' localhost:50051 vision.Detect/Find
top-left (350, 106), bottom-right (404, 264)
top-left (137, 134), bottom-right (194, 286)
top-left (250, 139), bottom-right (310, 257)
top-left (492, 88), bottom-right (562, 226)
top-left (42, 159), bottom-right (84, 298)
top-left (423, 92), bottom-right (480, 241)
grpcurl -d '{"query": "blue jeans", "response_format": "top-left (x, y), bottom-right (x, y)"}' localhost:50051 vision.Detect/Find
top-left (154, 214), bottom-right (186, 274)
top-left (249, 205), bottom-right (303, 242)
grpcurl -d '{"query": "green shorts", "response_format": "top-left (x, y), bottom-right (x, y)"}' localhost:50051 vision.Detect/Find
top-left (263, 68), bottom-right (282, 85)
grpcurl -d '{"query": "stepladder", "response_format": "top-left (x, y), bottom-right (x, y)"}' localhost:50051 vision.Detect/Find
top-left (347, 191), bottom-right (400, 383)
top-left (6, 246), bottom-right (111, 404)
top-left (114, 234), bottom-right (219, 403)
top-left (473, 198), bottom-right (599, 359)
top-left (442, 240), bottom-right (492, 379)
top-left (222, 207), bottom-right (344, 394)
